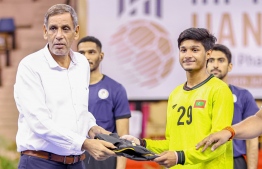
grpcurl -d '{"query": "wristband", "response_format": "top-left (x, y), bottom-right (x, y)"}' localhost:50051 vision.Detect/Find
top-left (176, 151), bottom-right (185, 165)
top-left (223, 126), bottom-right (235, 140)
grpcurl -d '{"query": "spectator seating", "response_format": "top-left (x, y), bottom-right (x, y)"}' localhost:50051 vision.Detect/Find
top-left (0, 33), bottom-right (9, 86)
top-left (0, 18), bottom-right (16, 51)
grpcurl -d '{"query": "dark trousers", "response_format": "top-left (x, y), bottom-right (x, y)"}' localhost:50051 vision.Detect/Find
top-left (84, 151), bottom-right (116, 169)
top-left (234, 156), bottom-right (247, 169)
top-left (18, 154), bottom-right (85, 169)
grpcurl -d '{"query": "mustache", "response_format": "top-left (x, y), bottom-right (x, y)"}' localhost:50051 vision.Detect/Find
top-left (210, 68), bottom-right (221, 72)
top-left (183, 59), bottom-right (194, 62)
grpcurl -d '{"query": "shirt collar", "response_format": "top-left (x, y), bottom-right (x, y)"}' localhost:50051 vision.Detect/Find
top-left (43, 44), bottom-right (78, 68)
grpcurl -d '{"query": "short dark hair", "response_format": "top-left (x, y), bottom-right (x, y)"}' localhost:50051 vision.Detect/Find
top-left (77, 36), bottom-right (102, 50)
top-left (212, 44), bottom-right (232, 63)
top-left (177, 28), bottom-right (217, 51)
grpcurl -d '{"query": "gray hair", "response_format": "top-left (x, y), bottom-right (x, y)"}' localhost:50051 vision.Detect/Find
top-left (44, 4), bottom-right (78, 28)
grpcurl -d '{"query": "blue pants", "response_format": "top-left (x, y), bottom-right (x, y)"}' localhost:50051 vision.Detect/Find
top-left (84, 151), bottom-right (116, 169)
top-left (18, 154), bottom-right (85, 169)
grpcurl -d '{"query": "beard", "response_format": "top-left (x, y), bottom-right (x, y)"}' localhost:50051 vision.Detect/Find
top-left (90, 66), bottom-right (97, 72)
top-left (214, 73), bottom-right (227, 80)
top-left (90, 64), bottom-right (99, 72)
top-left (184, 68), bottom-right (193, 72)
top-left (210, 70), bottom-right (227, 80)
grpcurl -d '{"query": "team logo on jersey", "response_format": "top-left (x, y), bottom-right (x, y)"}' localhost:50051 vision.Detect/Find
top-left (98, 89), bottom-right (109, 99)
top-left (194, 100), bottom-right (206, 108)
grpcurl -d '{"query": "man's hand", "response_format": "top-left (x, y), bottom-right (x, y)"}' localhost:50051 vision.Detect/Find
top-left (154, 151), bottom-right (177, 168)
top-left (195, 129), bottom-right (232, 152)
top-left (88, 126), bottom-right (111, 139)
top-left (120, 135), bottom-right (140, 145)
top-left (82, 139), bottom-right (116, 161)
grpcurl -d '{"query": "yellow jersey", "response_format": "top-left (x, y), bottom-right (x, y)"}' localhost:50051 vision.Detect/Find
top-left (146, 75), bottom-right (234, 169)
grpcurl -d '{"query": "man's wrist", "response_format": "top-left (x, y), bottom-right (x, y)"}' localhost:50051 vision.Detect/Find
top-left (223, 126), bottom-right (235, 140)
top-left (81, 138), bottom-right (89, 151)
top-left (174, 151), bottom-right (178, 165)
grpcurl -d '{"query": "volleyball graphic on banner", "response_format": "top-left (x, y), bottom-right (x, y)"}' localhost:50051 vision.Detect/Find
top-left (109, 20), bottom-right (175, 88)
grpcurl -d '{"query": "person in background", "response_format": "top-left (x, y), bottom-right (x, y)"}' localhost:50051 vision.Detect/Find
top-left (14, 4), bottom-right (116, 169)
top-left (77, 36), bottom-right (131, 169)
top-left (122, 28), bottom-right (234, 169)
top-left (206, 44), bottom-right (259, 169)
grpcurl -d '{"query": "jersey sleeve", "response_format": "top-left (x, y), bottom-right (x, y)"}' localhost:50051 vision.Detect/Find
top-left (184, 85), bottom-right (234, 165)
top-left (113, 84), bottom-right (131, 119)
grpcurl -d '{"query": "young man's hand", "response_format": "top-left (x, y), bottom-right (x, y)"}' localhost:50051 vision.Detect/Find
top-left (121, 135), bottom-right (140, 145)
top-left (154, 151), bottom-right (177, 168)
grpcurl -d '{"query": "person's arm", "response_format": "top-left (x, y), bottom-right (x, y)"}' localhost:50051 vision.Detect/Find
top-left (116, 118), bottom-right (129, 169)
top-left (246, 138), bottom-right (258, 169)
top-left (196, 109), bottom-right (262, 151)
top-left (122, 112), bottom-right (170, 153)
top-left (233, 109), bottom-right (262, 139)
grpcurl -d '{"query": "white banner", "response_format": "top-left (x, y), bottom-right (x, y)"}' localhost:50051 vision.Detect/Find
top-left (86, 0), bottom-right (262, 100)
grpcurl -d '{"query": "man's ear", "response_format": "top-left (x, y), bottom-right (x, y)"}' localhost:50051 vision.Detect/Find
top-left (43, 24), bottom-right (48, 40)
top-left (206, 50), bottom-right (212, 61)
top-left (74, 25), bottom-right (80, 40)
top-left (100, 52), bottom-right (104, 61)
top-left (228, 63), bottom-right (233, 72)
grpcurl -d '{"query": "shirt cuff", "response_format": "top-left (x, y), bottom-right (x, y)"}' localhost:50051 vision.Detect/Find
top-left (87, 122), bottom-right (98, 138)
top-left (73, 134), bottom-right (87, 152)
top-left (176, 151), bottom-right (185, 165)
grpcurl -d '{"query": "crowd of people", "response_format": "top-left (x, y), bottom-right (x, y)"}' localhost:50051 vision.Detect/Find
top-left (13, 3), bottom-right (261, 169)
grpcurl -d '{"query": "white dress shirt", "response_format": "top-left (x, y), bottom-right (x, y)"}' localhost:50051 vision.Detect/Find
top-left (14, 45), bottom-right (97, 156)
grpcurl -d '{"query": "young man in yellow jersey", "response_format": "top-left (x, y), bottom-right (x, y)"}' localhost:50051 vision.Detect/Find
top-left (122, 28), bottom-right (234, 168)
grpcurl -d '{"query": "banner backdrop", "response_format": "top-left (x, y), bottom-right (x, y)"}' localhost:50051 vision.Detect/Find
top-left (86, 0), bottom-right (262, 100)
